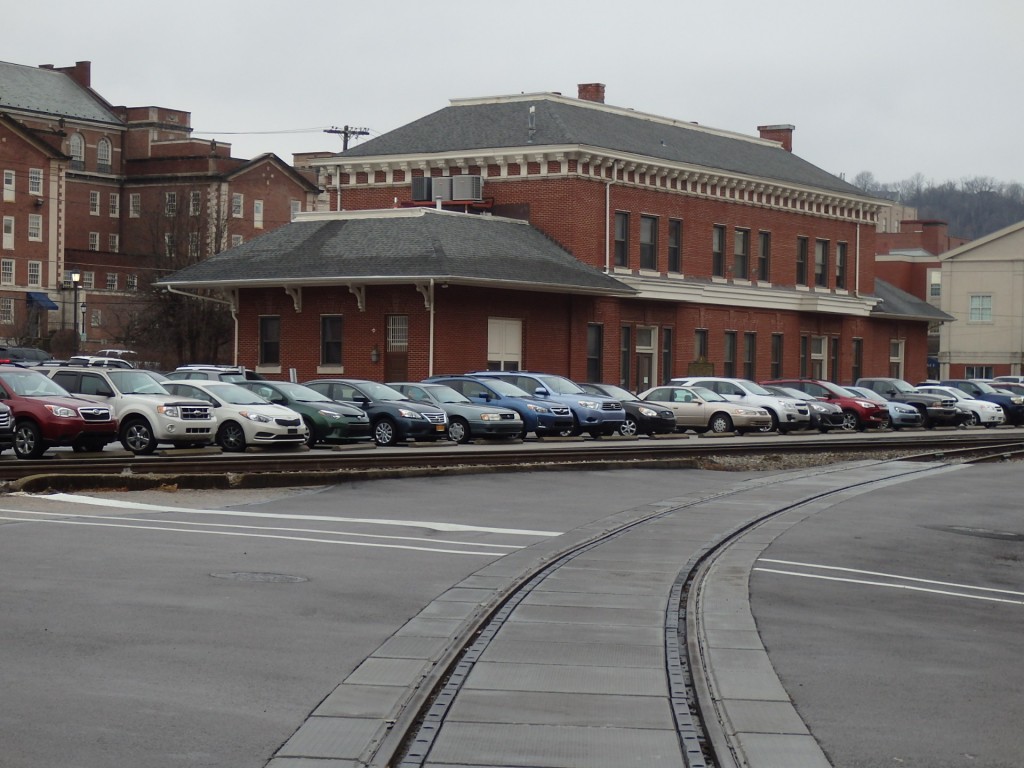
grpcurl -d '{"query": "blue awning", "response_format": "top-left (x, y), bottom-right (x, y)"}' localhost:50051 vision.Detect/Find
top-left (26, 291), bottom-right (59, 310)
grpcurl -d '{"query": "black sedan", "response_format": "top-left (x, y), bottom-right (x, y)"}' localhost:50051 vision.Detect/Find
top-left (579, 382), bottom-right (676, 437)
top-left (303, 378), bottom-right (448, 446)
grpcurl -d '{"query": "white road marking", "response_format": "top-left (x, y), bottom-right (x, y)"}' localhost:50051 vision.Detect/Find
top-left (1, 508), bottom-right (525, 550)
top-left (759, 558), bottom-right (1024, 598)
top-left (0, 514), bottom-right (508, 557)
top-left (26, 492), bottom-right (563, 537)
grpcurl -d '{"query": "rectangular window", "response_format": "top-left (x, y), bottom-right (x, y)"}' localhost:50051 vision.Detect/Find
top-left (743, 332), bottom-right (756, 379)
top-left (586, 324), bottom-right (603, 383)
top-left (835, 242), bottom-right (848, 289)
top-left (190, 190), bottom-right (202, 216)
top-left (723, 331), bottom-right (737, 377)
top-left (29, 168), bottom-right (43, 196)
top-left (694, 328), bottom-right (708, 361)
top-left (770, 333), bottom-right (783, 378)
top-left (1, 217), bottom-right (13, 250)
top-left (28, 261), bottom-right (42, 287)
top-left (661, 327), bottom-right (673, 384)
top-left (28, 214), bottom-right (42, 241)
top-left (928, 269), bottom-right (941, 298)
top-left (321, 315), bottom-right (343, 365)
top-left (3, 170), bottom-right (14, 201)
top-left (810, 335), bottom-right (826, 379)
top-left (734, 229), bottom-right (750, 279)
top-left (108, 234), bottom-right (119, 253)
top-left (852, 338), bottom-right (863, 382)
top-left (639, 215), bottom-right (657, 270)
top-left (667, 219), bottom-right (682, 273)
top-left (387, 314), bottom-right (409, 353)
top-left (814, 240), bottom-right (829, 287)
top-left (799, 335), bottom-right (809, 377)
top-left (165, 191), bottom-right (177, 216)
top-left (188, 232), bottom-right (200, 259)
top-left (232, 193), bottom-right (244, 218)
top-left (106, 273), bottom-right (119, 290)
top-left (91, 309), bottom-right (101, 328)
top-left (88, 232), bottom-right (99, 251)
top-left (82, 271), bottom-right (95, 289)
top-left (969, 294), bottom-right (992, 322)
top-left (966, 365), bottom-right (994, 379)
top-left (259, 316), bottom-right (281, 365)
top-left (830, 337), bottom-right (840, 383)
top-left (126, 274), bottom-right (138, 291)
top-left (0, 258), bottom-right (14, 285)
top-left (712, 225), bottom-right (726, 277)
top-left (109, 193), bottom-right (120, 217)
top-left (0, 297), bottom-right (12, 324)
top-left (231, 234), bottom-right (243, 247)
top-left (757, 231), bottom-right (771, 281)
top-left (89, 191), bottom-right (100, 215)
top-left (796, 237), bottom-right (809, 285)
top-left (888, 339), bottom-right (904, 379)
top-left (614, 212), bottom-right (629, 267)
top-left (129, 193), bottom-right (141, 218)
top-left (620, 325), bottom-right (632, 390)
top-left (486, 318), bottom-right (522, 370)
top-left (254, 199), bottom-right (264, 229)
top-left (290, 199), bottom-right (301, 219)
top-left (164, 233), bottom-right (175, 258)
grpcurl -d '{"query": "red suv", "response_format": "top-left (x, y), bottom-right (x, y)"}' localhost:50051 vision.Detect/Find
top-left (0, 367), bottom-right (118, 458)
top-left (761, 378), bottom-right (889, 431)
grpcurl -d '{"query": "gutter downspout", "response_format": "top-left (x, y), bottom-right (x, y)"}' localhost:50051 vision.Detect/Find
top-left (165, 285), bottom-right (239, 362)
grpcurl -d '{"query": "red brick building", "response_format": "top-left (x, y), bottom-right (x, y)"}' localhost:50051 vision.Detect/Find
top-left (162, 84), bottom-right (947, 386)
top-left (0, 60), bottom-right (319, 362)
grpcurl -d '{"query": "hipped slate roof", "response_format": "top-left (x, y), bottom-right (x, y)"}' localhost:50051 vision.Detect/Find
top-left (869, 279), bottom-right (953, 322)
top-left (0, 60), bottom-right (121, 125)
top-left (338, 94), bottom-right (865, 197)
top-left (158, 207), bottom-right (634, 296)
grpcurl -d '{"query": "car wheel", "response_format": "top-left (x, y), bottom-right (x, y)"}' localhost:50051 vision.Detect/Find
top-left (709, 412), bottom-right (734, 434)
top-left (969, 412), bottom-right (982, 427)
top-left (447, 417), bottom-right (471, 444)
top-left (13, 420), bottom-right (46, 459)
top-left (758, 409), bottom-right (780, 433)
top-left (916, 405), bottom-right (933, 429)
top-left (120, 417), bottom-right (158, 455)
top-left (373, 417), bottom-right (398, 446)
top-left (217, 421), bottom-right (247, 452)
top-left (618, 416), bottom-right (640, 437)
top-left (559, 416), bottom-right (581, 438)
top-left (302, 417), bottom-right (318, 448)
top-left (841, 410), bottom-right (860, 431)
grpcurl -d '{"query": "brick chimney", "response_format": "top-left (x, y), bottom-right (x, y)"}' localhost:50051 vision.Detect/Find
top-left (39, 61), bottom-right (92, 88)
top-left (577, 83), bottom-right (606, 103)
top-left (757, 124), bottom-right (795, 152)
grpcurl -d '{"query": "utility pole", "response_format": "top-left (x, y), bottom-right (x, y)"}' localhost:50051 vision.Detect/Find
top-left (324, 125), bottom-right (369, 151)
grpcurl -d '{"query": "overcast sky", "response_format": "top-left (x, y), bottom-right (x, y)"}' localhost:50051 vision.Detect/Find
top-left (6, 0), bottom-right (1022, 187)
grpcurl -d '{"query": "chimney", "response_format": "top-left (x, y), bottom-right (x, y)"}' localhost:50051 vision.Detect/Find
top-left (757, 124), bottom-right (795, 152)
top-left (51, 61), bottom-right (92, 88)
top-left (577, 83), bottom-right (606, 104)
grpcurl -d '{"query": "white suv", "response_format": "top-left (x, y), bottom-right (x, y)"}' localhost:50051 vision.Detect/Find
top-left (669, 376), bottom-right (812, 433)
top-left (47, 367), bottom-right (217, 454)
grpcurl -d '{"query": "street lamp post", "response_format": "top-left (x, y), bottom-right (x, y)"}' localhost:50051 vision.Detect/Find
top-left (70, 270), bottom-right (81, 355)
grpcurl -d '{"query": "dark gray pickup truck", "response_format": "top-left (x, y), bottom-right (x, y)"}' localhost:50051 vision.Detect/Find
top-left (854, 377), bottom-right (961, 428)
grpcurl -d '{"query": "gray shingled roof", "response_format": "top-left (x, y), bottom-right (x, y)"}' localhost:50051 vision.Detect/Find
top-left (158, 208), bottom-right (634, 296)
top-left (0, 60), bottom-right (121, 125)
top-left (340, 96), bottom-right (864, 197)
top-left (870, 279), bottom-right (953, 322)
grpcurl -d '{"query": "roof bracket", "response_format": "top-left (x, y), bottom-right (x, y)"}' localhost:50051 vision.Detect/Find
top-left (284, 286), bottom-right (302, 312)
top-left (415, 283), bottom-right (433, 310)
top-left (349, 284), bottom-right (366, 312)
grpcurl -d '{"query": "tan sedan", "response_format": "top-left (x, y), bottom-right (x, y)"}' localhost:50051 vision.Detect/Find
top-left (637, 385), bottom-right (773, 434)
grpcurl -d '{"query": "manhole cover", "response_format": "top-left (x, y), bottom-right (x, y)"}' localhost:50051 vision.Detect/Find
top-left (210, 571), bottom-right (309, 583)
top-left (926, 525), bottom-right (1024, 541)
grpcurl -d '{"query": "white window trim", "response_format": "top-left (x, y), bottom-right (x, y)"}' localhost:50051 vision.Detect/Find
top-left (0, 258), bottom-right (15, 285)
top-left (28, 214), bottom-right (43, 242)
top-left (27, 260), bottom-right (42, 287)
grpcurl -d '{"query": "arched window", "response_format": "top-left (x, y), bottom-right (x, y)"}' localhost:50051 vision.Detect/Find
top-left (68, 133), bottom-right (85, 169)
top-left (97, 138), bottom-right (112, 172)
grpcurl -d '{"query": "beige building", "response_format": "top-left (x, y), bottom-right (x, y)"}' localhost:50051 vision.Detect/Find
top-left (938, 220), bottom-right (1024, 378)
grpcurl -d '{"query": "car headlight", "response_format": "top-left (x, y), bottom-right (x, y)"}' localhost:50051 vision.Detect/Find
top-left (778, 399), bottom-right (798, 411)
top-left (157, 405), bottom-right (179, 417)
top-left (577, 399), bottom-right (601, 409)
top-left (1011, 397), bottom-right (1023, 405)
top-left (480, 413), bottom-right (502, 421)
top-left (734, 408), bottom-right (762, 416)
top-left (397, 409), bottom-right (424, 419)
top-left (525, 403), bottom-right (550, 414)
top-left (239, 410), bottom-right (271, 423)
top-left (318, 409), bottom-right (342, 420)
top-left (637, 406), bottom-right (659, 418)
top-left (45, 404), bottom-right (77, 418)
top-left (855, 400), bottom-right (875, 409)
top-left (810, 403), bottom-right (828, 413)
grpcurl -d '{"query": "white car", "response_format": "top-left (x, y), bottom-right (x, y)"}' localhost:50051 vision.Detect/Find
top-left (164, 380), bottom-right (309, 451)
top-left (669, 376), bottom-right (812, 433)
top-left (916, 385), bottom-right (1005, 428)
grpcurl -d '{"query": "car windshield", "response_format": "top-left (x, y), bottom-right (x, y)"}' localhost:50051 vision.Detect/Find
top-left (354, 381), bottom-right (409, 401)
top-left (592, 384), bottom-right (637, 401)
top-left (691, 386), bottom-right (726, 402)
top-left (205, 383), bottom-right (269, 405)
top-left (889, 380), bottom-right (917, 393)
top-left (825, 384), bottom-right (858, 398)
top-left (108, 370), bottom-right (171, 395)
top-left (777, 387), bottom-right (810, 400)
top-left (970, 381), bottom-right (998, 394)
top-left (480, 378), bottom-right (531, 397)
top-left (737, 380), bottom-right (773, 396)
top-left (272, 382), bottom-right (332, 402)
top-left (537, 375), bottom-right (586, 395)
top-left (424, 385), bottom-right (470, 404)
top-left (847, 387), bottom-right (886, 404)
top-left (2, 370), bottom-right (72, 397)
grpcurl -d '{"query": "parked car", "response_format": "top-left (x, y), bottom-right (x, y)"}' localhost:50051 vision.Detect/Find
top-left (302, 378), bottom-right (448, 446)
top-left (579, 382), bottom-right (676, 437)
top-left (915, 384), bottom-right (1005, 428)
top-left (388, 381), bottom-right (523, 443)
top-left (423, 375), bottom-right (575, 438)
top-left (0, 366), bottom-right (117, 458)
top-left (164, 380), bottom-right (309, 451)
top-left (844, 386), bottom-right (923, 429)
top-left (992, 375), bottom-right (1024, 385)
top-left (637, 385), bottom-right (773, 435)
top-left (47, 366), bottom-right (217, 454)
top-left (66, 355), bottom-right (134, 369)
top-left (762, 385), bottom-right (846, 432)
top-left (0, 346), bottom-right (53, 365)
top-left (0, 400), bottom-right (14, 453)
top-left (760, 378), bottom-right (889, 431)
top-left (167, 365), bottom-right (265, 382)
top-left (992, 381), bottom-right (1024, 398)
top-left (236, 380), bottom-right (370, 447)
top-left (466, 371), bottom-right (625, 437)
top-left (853, 377), bottom-right (961, 429)
top-left (937, 379), bottom-right (1024, 426)
top-left (669, 376), bottom-right (811, 433)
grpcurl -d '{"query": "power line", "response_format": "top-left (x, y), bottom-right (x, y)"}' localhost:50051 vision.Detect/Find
top-left (324, 125), bottom-right (369, 151)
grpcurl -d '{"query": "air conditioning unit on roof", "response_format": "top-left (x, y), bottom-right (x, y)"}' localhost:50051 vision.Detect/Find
top-left (431, 177), bottom-right (453, 202)
top-left (452, 175), bottom-right (483, 201)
